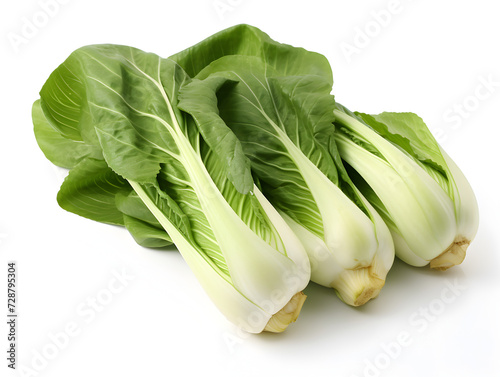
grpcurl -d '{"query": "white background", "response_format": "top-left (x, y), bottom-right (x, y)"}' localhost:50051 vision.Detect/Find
top-left (1, 1), bottom-right (499, 376)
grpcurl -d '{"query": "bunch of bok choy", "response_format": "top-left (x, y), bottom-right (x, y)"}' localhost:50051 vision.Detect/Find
top-left (33, 45), bottom-right (310, 333)
top-left (172, 25), bottom-right (395, 307)
top-left (33, 24), bottom-right (478, 334)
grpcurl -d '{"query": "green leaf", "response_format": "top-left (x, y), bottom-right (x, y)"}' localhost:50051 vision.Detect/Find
top-left (114, 190), bottom-right (173, 248)
top-left (178, 76), bottom-right (253, 194)
top-left (32, 100), bottom-right (102, 169)
top-left (115, 190), bottom-right (165, 226)
top-left (200, 146), bottom-right (285, 254)
top-left (38, 52), bottom-right (99, 146)
top-left (154, 169), bottom-right (230, 275)
top-left (189, 55), bottom-right (338, 238)
top-left (57, 158), bottom-right (129, 225)
top-left (123, 215), bottom-right (172, 248)
top-left (348, 109), bottom-right (455, 200)
top-left (40, 44), bottom-right (260, 276)
top-left (355, 111), bottom-right (448, 173)
top-left (170, 24), bottom-right (333, 84)
top-left (83, 46), bottom-right (187, 183)
top-left (334, 106), bottom-right (460, 263)
top-left (171, 25), bottom-right (349, 239)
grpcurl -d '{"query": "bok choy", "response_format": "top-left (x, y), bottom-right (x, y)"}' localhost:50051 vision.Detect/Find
top-left (32, 24), bottom-right (479, 334)
top-left (333, 105), bottom-right (479, 269)
top-left (171, 24), bottom-right (395, 306)
top-left (33, 45), bottom-right (311, 333)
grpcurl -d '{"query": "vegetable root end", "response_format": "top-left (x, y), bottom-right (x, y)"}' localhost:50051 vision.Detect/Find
top-left (430, 238), bottom-right (469, 271)
top-left (264, 292), bottom-right (307, 333)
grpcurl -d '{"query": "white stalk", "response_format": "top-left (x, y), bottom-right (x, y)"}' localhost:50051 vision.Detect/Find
top-left (334, 109), bottom-right (475, 269)
top-left (271, 126), bottom-right (394, 305)
top-left (440, 147), bottom-right (479, 241)
top-left (130, 117), bottom-right (310, 332)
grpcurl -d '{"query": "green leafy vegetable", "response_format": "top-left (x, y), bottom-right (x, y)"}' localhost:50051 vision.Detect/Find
top-left (171, 25), bottom-right (395, 306)
top-left (33, 24), bottom-right (479, 333)
top-left (33, 44), bottom-right (310, 333)
top-left (334, 105), bottom-right (479, 269)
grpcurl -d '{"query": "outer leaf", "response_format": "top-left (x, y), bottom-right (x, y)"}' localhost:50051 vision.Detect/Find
top-left (57, 158), bottom-right (129, 225)
top-left (340, 106), bottom-right (456, 206)
top-left (83, 46), bottom-right (185, 184)
top-left (115, 190), bottom-right (166, 226)
top-left (334, 107), bottom-right (458, 264)
top-left (32, 100), bottom-right (102, 168)
top-left (355, 112), bottom-right (448, 171)
top-left (272, 76), bottom-right (373, 218)
top-left (354, 111), bottom-right (450, 198)
top-left (170, 24), bottom-right (333, 84)
top-left (123, 215), bottom-right (173, 248)
top-left (34, 94), bottom-right (173, 246)
top-left (37, 44), bottom-right (204, 256)
top-left (116, 191), bottom-right (173, 248)
top-left (38, 52), bottom-right (99, 146)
